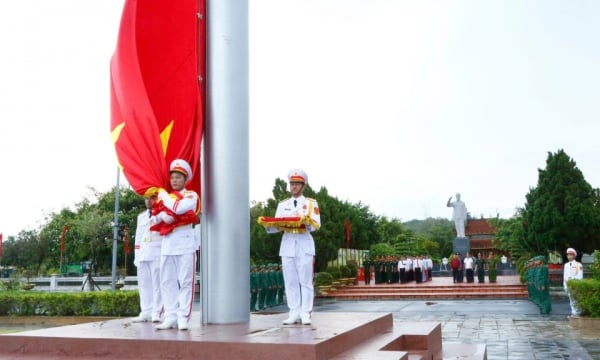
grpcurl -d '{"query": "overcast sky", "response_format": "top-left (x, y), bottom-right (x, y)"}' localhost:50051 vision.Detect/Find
top-left (1, 1), bottom-right (599, 237)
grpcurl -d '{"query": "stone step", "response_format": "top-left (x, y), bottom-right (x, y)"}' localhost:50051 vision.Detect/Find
top-left (321, 291), bottom-right (527, 300)
top-left (331, 321), bottom-right (442, 360)
top-left (322, 275), bottom-right (527, 300)
top-left (332, 285), bottom-right (525, 292)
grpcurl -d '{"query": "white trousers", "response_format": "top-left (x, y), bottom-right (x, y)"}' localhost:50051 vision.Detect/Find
top-left (160, 253), bottom-right (196, 325)
top-left (137, 259), bottom-right (162, 319)
top-left (566, 289), bottom-right (581, 315)
top-left (281, 247), bottom-right (314, 317)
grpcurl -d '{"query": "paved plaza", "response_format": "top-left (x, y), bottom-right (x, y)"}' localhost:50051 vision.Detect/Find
top-left (262, 298), bottom-right (599, 359)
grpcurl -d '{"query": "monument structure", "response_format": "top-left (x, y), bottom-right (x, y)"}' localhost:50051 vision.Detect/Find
top-left (447, 193), bottom-right (470, 257)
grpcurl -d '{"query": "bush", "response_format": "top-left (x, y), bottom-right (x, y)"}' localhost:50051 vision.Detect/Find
top-left (0, 290), bottom-right (140, 316)
top-left (346, 262), bottom-right (358, 278)
top-left (568, 278), bottom-right (600, 318)
top-left (325, 266), bottom-right (342, 279)
top-left (314, 272), bottom-right (334, 286)
top-left (369, 243), bottom-right (395, 258)
top-left (339, 265), bottom-right (353, 278)
top-left (0, 278), bottom-right (22, 291)
top-left (590, 250), bottom-right (600, 281)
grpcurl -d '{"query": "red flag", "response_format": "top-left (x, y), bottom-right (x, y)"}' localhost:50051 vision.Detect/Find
top-left (110, 0), bottom-right (205, 200)
top-left (0, 233), bottom-right (3, 257)
top-left (344, 220), bottom-right (351, 248)
top-left (124, 225), bottom-right (130, 255)
top-left (60, 226), bottom-right (68, 253)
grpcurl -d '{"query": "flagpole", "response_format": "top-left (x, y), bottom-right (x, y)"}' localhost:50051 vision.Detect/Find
top-left (204, 0), bottom-right (249, 324)
top-left (111, 167), bottom-right (120, 290)
top-left (124, 225), bottom-right (129, 278)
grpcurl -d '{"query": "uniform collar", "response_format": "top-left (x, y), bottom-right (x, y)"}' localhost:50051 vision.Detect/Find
top-left (292, 195), bottom-right (305, 202)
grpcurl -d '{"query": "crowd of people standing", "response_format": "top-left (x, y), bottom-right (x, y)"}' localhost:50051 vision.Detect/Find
top-left (362, 255), bottom-right (435, 284)
top-left (360, 252), bottom-right (502, 285)
top-left (450, 251), bottom-right (499, 283)
top-left (250, 263), bottom-right (285, 311)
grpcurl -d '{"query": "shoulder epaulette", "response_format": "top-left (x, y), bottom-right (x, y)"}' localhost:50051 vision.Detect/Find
top-left (279, 197), bottom-right (291, 203)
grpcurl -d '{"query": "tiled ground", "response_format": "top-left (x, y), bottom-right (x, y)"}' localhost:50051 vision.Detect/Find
top-left (300, 298), bottom-right (600, 360)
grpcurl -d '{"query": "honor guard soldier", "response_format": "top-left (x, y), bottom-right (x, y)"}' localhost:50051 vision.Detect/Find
top-left (261, 169), bottom-right (321, 325)
top-left (152, 159), bottom-right (200, 331)
top-left (131, 195), bottom-right (163, 323)
top-left (563, 248), bottom-right (584, 316)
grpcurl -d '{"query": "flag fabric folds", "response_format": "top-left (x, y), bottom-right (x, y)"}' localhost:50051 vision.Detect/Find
top-left (110, 0), bottom-right (205, 199)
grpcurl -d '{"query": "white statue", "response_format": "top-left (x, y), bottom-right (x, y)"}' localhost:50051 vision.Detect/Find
top-left (447, 193), bottom-right (467, 238)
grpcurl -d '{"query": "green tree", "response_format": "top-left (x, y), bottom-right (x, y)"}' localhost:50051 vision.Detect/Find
top-left (489, 212), bottom-right (527, 260)
top-left (405, 218), bottom-right (454, 257)
top-left (1, 186), bottom-right (146, 276)
top-left (522, 149), bottom-right (600, 255)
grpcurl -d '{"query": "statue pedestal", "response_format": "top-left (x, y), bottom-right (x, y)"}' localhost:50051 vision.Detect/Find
top-left (452, 237), bottom-right (470, 257)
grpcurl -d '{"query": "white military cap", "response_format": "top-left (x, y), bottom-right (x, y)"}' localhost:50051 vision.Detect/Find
top-left (566, 248), bottom-right (577, 256)
top-left (170, 159), bottom-right (193, 183)
top-left (288, 169), bottom-right (308, 184)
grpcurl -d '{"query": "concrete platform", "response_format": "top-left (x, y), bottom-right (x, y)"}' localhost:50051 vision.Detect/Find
top-left (0, 312), bottom-right (486, 360)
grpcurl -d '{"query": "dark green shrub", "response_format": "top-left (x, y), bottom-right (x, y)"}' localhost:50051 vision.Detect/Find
top-left (325, 266), bottom-right (342, 279)
top-left (369, 243), bottom-right (395, 258)
top-left (590, 250), bottom-right (600, 281)
top-left (0, 290), bottom-right (140, 316)
top-left (346, 262), bottom-right (358, 278)
top-left (339, 265), bottom-right (353, 278)
top-left (314, 272), bottom-right (333, 286)
top-left (568, 279), bottom-right (600, 318)
top-left (0, 278), bottom-right (22, 291)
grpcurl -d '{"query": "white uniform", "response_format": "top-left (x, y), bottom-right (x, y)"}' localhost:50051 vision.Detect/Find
top-left (563, 259), bottom-right (583, 315)
top-left (134, 210), bottom-right (162, 322)
top-left (266, 195), bottom-right (320, 322)
top-left (155, 188), bottom-right (199, 329)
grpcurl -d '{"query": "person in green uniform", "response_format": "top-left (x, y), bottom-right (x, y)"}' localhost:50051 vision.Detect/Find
top-left (266, 264), bottom-right (276, 307)
top-left (391, 256), bottom-right (399, 283)
top-left (374, 256), bottom-right (382, 284)
top-left (385, 256), bottom-right (393, 284)
top-left (275, 263), bottom-right (285, 305)
top-left (525, 256), bottom-right (552, 314)
top-left (475, 252), bottom-right (486, 283)
top-left (250, 265), bottom-right (259, 311)
top-left (487, 252), bottom-right (499, 283)
top-left (257, 265), bottom-right (268, 310)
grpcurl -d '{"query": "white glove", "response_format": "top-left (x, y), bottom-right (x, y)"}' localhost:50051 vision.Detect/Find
top-left (159, 211), bottom-right (174, 224)
top-left (157, 190), bottom-right (170, 202)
